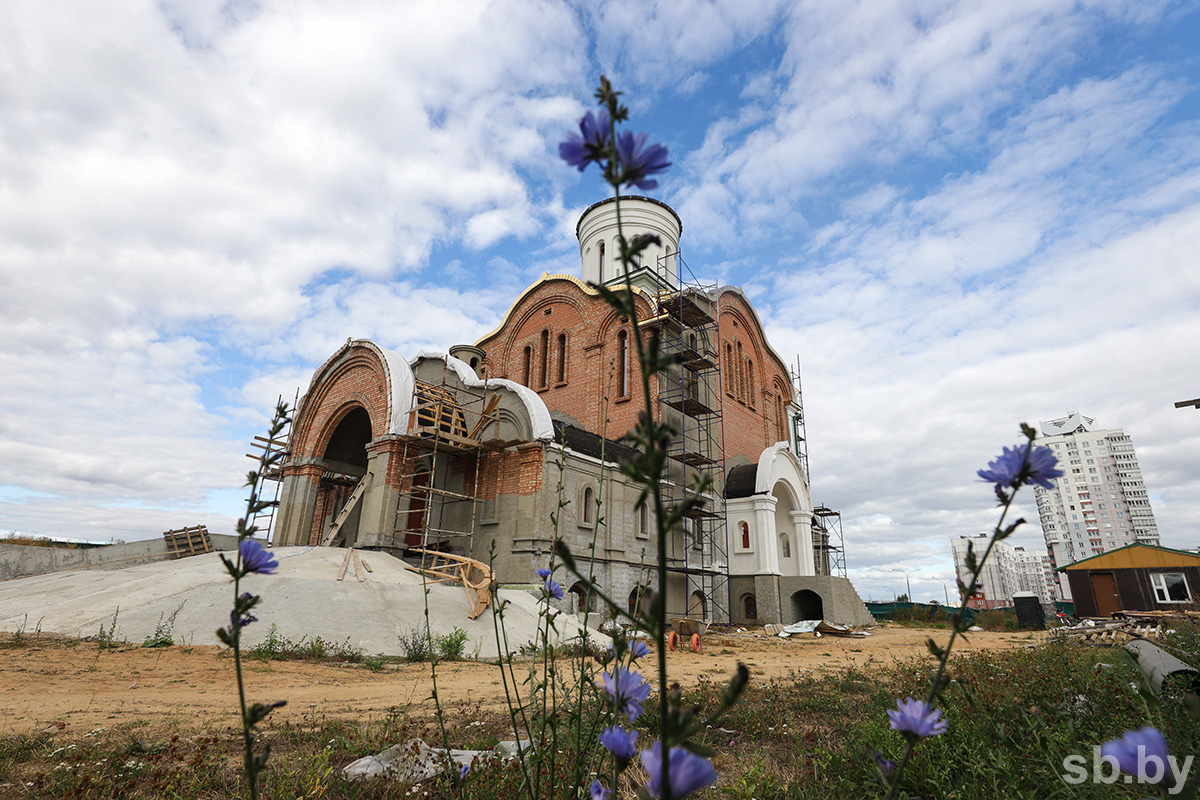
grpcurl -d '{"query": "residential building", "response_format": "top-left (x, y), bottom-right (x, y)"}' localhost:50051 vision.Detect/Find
top-left (950, 535), bottom-right (1056, 608)
top-left (1033, 412), bottom-right (1161, 600)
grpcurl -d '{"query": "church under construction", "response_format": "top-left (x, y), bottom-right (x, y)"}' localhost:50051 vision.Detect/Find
top-left (268, 196), bottom-right (871, 626)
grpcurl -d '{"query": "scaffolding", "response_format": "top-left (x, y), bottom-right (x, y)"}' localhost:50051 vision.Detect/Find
top-left (789, 363), bottom-right (847, 579)
top-left (246, 390), bottom-right (298, 546)
top-left (653, 254), bottom-right (730, 623)
top-left (382, 360), bottom-right (501, 562)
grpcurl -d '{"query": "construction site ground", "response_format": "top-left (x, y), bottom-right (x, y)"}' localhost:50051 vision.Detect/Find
top-left (0, 625), bottom-right (1043, 736)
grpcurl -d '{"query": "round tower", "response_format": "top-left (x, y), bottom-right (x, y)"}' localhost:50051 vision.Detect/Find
top-left (576, 196), bottom-right (682, 287)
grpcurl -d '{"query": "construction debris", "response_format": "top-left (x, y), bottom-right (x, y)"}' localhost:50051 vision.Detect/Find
top-left (343, 737), bottom-right (531, 782)
top-left (776, 620), bottom-right (870, 639)
top-left (404, 549), bottom-right (493, 619)
top-left (162, 526), bottom-right (212, 559)
top-left (1051, 618), bottom-right (1164, 645)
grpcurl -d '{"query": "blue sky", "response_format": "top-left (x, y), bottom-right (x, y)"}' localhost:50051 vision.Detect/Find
top-left (2, 0), bottom-right (1199, 603)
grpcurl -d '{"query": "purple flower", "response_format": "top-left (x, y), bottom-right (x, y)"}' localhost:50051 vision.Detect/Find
top-left (544, 578), bottom-right (565, 600)
top-left (616, 130), bottom-right (670, 190)
top-left (873, 753), bottom-right (896, 778)
top-left (230, 608), bottom-right (257, 630)
top-left (590, 778), bottom-right (611, 800)
top-left (536, 567), bottom-right (552, 579)
top-left (977, 443), bottom-right (1063, 491)
top-left (559, 110), bottom-right (611, 172)
top-left (459, 762), bottom-right (469, 780)
top-left (640, 742), bottom-right (717, 798)
top-left (887, 697), bottom-right (947, 738)
top-left (1101, 727), bottom-right (1170, 782)
top-left (600, 666), bottom-right (651, 721)
top-left (240, 539), bottom-right (278, 575)
top-left (609, 639), bottom-right (650, 661)
top-left (599, 726), bottom-right (638, 761)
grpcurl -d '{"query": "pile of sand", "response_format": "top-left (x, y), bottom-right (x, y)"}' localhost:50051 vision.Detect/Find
top-left (0, 546), bottom-right (597, 658)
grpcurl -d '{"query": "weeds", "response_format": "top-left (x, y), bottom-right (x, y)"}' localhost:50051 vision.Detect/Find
top-left (244, 624), bottom-right (365, 663)
top-left (142, 602), bottom-right (185, 648)
top-left (398, 625), bottom-right (432, 663)
top-left (91, 608), bottom-right (123, 650)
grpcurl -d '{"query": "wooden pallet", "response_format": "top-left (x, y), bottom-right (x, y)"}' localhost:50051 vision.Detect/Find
top-left (163, 526), bottom-right (212, 559)
top-left (405, 549), bottom-right (494, 620)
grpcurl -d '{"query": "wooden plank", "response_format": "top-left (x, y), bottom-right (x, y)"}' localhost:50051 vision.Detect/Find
top-left (352, 549), bottom-right (365, 582)
top-left (337, 549), bottom-right (352, 581)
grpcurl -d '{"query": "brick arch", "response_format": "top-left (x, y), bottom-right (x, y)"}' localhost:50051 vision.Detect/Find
top-left (497, 282), bottom-right (591, 364)
top-left (291, 348), bottom-right (392, 461)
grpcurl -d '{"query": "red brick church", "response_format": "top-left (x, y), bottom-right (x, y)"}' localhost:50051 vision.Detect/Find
top-left (272, 196), bottom-right (871, 626)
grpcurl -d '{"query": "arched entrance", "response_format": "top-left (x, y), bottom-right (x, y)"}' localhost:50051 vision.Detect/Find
top-left (569, 581), bottom-right (592, 615)
top-left (316, 407), bottom-right (372, 547)
top-left (791, 589), bottom-right (823, 622)
top-left (688, 591), bottom-right (707, 619)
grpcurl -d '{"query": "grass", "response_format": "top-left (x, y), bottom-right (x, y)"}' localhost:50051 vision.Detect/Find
top-left (245, 624), bottom-right (369, 664)
top-left (4, 633), bottom-right (1195, 798)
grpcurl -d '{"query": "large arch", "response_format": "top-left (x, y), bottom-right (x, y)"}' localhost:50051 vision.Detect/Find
top-left (791, 589), bottom-right (823, 622)
top-left (755, 443), bottom-right (814, 577)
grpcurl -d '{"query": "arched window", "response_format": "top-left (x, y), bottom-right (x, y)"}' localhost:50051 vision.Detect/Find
top-left (628, 588), bottom-right (643, 616)
top-left (598, 241), bottom-right (605, 281)
top-left (539, 329), bottom-right (549, 388)
top-left (582, 486), bottom-right (595, 525)
top-left (740, 521), bottom-right (750, 550)
top-left (743, 594), bottom-right (758, 620)
top-left (522, 346), bottom-right (532, 386)
top-left (776, 396), bottom-right (786, 442)
top-left (746, 360), bottom-right (755, 406)
top-left (729, 340), bottom-right (739, 400)
top-left (724, 344), bottom-right (735, 396)
top-left (569, 582), bottom-right (590, 614)
top-left (780, 533), bottom-right (791, 559)
top-left (617, 330), bottom-right (629, 397)
top-left (557, 333), bottom-right (567, 384)
top-left (638, 503), bottom-right (649, 537)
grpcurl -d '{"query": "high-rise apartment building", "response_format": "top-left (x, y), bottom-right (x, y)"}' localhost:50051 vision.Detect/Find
top-left (950, 535), bottom-right (1056, 608)
top-left (1033, 412), bottom-right (1160, 600)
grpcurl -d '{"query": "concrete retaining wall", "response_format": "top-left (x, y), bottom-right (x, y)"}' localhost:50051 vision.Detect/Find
top-left (0, 534), bottom-right (240, 581)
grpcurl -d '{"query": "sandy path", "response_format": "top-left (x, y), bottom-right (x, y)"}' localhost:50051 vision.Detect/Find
top-left (0, 626), bottom-right (1042, 735)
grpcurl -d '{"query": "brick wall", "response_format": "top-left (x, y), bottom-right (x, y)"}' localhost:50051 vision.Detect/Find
top-left (476, 277), bottom-right (793, 468)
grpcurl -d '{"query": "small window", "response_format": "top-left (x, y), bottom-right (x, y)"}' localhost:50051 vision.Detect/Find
top-left (743, 594), bottom-right (757, 620)
top-left (539, 329), bottom-right (550, 388)
top-left (1151, 572), bottom-right (1191, 604)
top-left (780, 533), bottom-right (790, 559)
top-left (739, 521), bottom-right (751, 550)
top-left (628, 587), bottom-right (646, 616)
top-left (637, 503), bottom-right (649, 539)
top-left (557, 333), bottom-right (567, 384)
top-left (599, 241), bottom-right (606, 281)
top-left (522, 346), bottom-right (532, 386)
top-left (581, 486), bottom-right (595, 527)
top-left (617, 330), bottom-right (629, 397)
top-left (746, 360), bottom-right (755, 406)
top-left (725, 345), bottom-right (735, 396)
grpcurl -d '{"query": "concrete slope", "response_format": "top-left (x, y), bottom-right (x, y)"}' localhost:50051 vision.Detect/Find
top-left (0, 546), bottom-right (597, 659)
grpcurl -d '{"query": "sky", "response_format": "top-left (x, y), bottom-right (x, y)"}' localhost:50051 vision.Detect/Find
top-left (2, 0), bottom-right (1199, 604)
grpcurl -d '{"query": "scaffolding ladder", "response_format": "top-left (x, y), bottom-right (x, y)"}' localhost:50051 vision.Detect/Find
top-left (245, 390), bottom-right (298, 546)
top-left (385, 359), bottom-right (501, 568)
top-left (653, 254), bottom-right (730, 623)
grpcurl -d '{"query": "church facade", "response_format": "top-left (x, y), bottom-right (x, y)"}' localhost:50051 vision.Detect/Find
top-left (272, 197), bottom-right (871, 626)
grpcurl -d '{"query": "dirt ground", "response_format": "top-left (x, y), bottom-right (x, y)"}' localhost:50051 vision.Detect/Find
top-left (0, 625), bottom-right (1044, 736)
